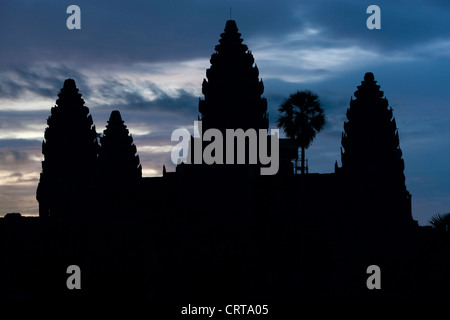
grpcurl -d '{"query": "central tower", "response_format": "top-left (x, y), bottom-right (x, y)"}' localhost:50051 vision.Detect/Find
top-left (199, 20), bottom-right (268, 132)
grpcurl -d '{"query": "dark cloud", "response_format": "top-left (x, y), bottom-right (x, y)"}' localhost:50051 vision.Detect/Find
top-left (0, 149), bottom-right (31, 164)
top-left (93, 79), bottom-right (198, 115)
top-left (0, 139), bottom-right (41, 149)
top-left (6, 172), bottom-right (38, 184)
top-left (0, 184), bottom-right (39, 215)
top-left (0, 147), bottom-right (41, 178)
top-left (9, 172), bottom-right (23, 178)
top-left (0, 64), bottom-right (90, 99)
top-left (0, 0), bottom-right (305, 66)
top-left (0, 109), bottom-right (50, 122)
top-left (294, 0), bottom-right (450, 52)
top-left (88, 81), bottom-right (199, 143)
top-left (0, 0), bottom-right (448, 71)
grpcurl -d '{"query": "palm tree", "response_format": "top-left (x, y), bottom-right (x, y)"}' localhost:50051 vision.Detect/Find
top-left (429, 213), bottom-right (450, 232)
top-left (277, 90), bottom-right (326, 174)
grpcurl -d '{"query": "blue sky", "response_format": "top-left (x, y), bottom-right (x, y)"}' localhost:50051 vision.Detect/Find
top-left (0, 0), bottom-right (449, 225)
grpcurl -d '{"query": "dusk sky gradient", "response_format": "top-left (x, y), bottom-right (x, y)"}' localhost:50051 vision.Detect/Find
top-left (0, 0), bottom-right (449, 225)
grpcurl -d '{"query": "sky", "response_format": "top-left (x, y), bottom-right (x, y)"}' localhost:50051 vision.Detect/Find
top-left (0, 0), bottom-right (449, 225)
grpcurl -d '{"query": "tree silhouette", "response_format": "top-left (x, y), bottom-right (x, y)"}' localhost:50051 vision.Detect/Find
top-left (430, 213), bottom-right (450, 233)
top-left (277, 90), bottom-right (325, 174)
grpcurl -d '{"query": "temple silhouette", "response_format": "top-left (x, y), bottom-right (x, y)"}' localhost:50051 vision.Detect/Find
top-left (1, 20), bottom-right (449, 301)
top-left (36, 20), bottom-right (415, 229)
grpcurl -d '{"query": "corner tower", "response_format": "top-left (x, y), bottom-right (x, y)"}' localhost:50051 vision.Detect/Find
top-left (340, 72), bottom-right (414, 226)
top-left (98, 110), bottom-right (142, 184)
top-left (96, 110), bottom-right (142, 217)
top-left (36, 79), bottom-right (98, 218)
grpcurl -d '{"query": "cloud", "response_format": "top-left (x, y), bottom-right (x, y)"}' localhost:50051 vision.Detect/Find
top-left (0, 0), bottom-right (307, 67)
top-left (0, 0), bottom-right (448, 74)
top-left (0, 172), bottom-right (39, 185)
top-left (292, 0), bottom-right (450, 51)
top-left (0, 149), bottom-right (34, 165)
top-left (0, 184), bottom-right (38, 215)
top-left (0, 64), bottom-right (90, 99)
top-left (91, 78), bottom-right (198, 116)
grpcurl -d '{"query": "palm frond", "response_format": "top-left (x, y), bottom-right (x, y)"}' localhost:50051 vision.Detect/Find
top-left (430, 213), bottom-right (450, 230)
top-left (277, 90), bottom-right (326, 150)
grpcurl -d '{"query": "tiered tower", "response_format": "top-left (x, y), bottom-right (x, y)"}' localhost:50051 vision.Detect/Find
top-left (96, 110), bottom-right (142, 217)
top-left (36, 79), bottom-right (98, 218)
top-left (178, 20), bottom-right (269, 215)
top-left (98, 110), bottom-right (142, 184)
top-left (199, 20), bottom-right (268, 132)
top-left (186, 20), bottom-right (269, 168)
top-left (340, 72), bottom-right (414, 226)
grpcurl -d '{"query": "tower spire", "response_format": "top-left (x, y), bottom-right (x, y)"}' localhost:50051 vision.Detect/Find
top-left (198, 19), bottom-right (268, 132)
top-left (98, 110), bottom-right (142, 184)
top-left (340, 72), bottom-right (413, 226)
top-left (97, 110), bottom-right (142, 217)
top-left (36, 79), bottom-right (98, 218)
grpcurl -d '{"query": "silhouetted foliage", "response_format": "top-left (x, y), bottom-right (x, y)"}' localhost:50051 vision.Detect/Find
top-left (430, 213), bottom-right (450, 232)
top-left (277, 90), bottom-right (325, 174)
